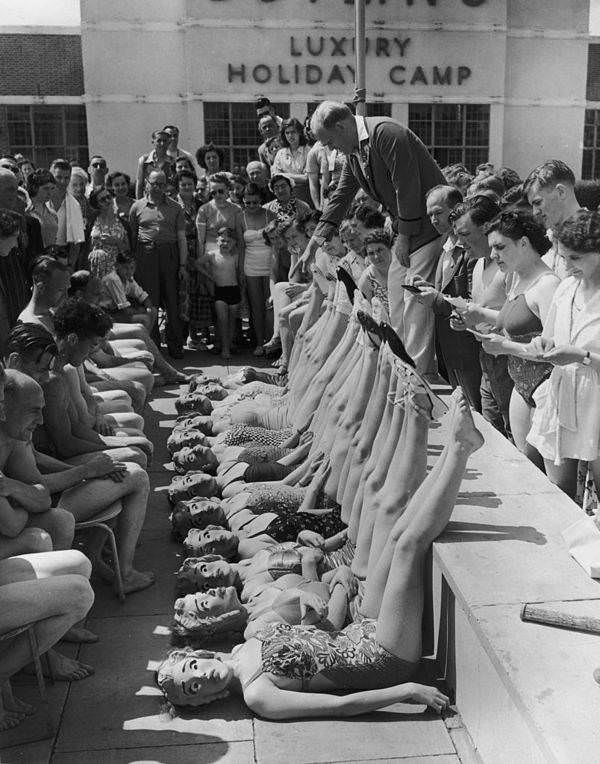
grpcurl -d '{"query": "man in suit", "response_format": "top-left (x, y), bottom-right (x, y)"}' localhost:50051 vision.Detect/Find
top-left (412, 185), bottom-right (482, 410)
top-left (302, 101), bottom-right (445, 374)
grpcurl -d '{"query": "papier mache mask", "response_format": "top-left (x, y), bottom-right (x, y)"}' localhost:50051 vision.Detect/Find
top-left (174, 392), bottom-right (214, 415)
top-left (172, 444), bottom-right (218, 475)
top-left (174, 415), bottom-right (214, 435)
top-left (168, 471), bottom-right (218, 504)
top-left (167, 427), bottom-right (209, 455)
top-left (170, 498), bottom-right (226, 541)
top-left (188, 374), bottom-right (221, 393)
top-left (190, 382), bottom-right (228, 401)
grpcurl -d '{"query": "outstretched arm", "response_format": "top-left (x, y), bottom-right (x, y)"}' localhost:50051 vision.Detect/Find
top-left (245, 677), bottom-right (447, 720)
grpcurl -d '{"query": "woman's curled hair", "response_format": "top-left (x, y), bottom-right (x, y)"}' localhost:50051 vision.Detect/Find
top-left (553, 209), bottom-right (600, 253)
top-left (484, 209), bottom-right (551, 256)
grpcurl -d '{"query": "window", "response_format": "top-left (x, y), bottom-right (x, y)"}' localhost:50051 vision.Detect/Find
top-left (204, 102), bottom-right (290, 172)
top-left (583, 109), bottom-right (600, 179)
top-left (4, 104), bottom-right (88, 169)
top-left (408, 104), bottom-right (490, 172)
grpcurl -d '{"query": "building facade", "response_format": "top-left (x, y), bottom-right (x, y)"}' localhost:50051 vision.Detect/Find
top-left (1, 0), bottom-right (597, 181)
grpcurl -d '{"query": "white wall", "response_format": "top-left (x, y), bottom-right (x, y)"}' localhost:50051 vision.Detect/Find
top-left (80, 0), bottom-right (591, 175)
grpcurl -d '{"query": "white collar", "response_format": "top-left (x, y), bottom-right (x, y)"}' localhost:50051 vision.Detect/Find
top-left (355, 116), bottom-right (368, 145)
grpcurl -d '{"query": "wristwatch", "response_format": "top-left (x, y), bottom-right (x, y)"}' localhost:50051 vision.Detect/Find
top-left (582, 350), bottom-right (592, 366)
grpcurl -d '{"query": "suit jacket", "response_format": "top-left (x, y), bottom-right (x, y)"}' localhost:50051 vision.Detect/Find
top-left (431, 240), bottom-right (479, 370)
top-left (316, 116), bottom-right (444, 252)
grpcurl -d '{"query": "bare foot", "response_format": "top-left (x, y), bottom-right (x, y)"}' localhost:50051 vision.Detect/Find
top-left (450, 388), bottom-right (484, 454)
top-left (2, 681), bottom-right (35, 715)
top-left (0, 696), bottom-right (26, 731)
top-left (120, 569), bottom-right (155, 595)
top-left (60, 625), bottom-right (99, 644)
top-left (22, 649), bottom-right (95, 681)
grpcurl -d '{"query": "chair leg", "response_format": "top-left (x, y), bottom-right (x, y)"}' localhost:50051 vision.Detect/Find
top-left (102, 524), bottom-right (125, 603)
top-left (41, 651), bottom-right (55, 685)
top-left (27, 626), bottom-right (55, 737)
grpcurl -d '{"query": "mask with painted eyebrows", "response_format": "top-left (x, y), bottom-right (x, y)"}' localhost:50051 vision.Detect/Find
top-left (168, 472), bottom-right (219, 505)
top-left (170, 499), bottom-right (226, 542)
top-left (183, 525), bottom-right (239, 560)
top-left (157, 647), bottom-right (231, 708)
top-left (175, 392), bottom-right (214, 416)
top-left (174, 415), bottom-right (214, 435)
top-left (167, 427), bottom-right (209, 455)
top-left (172, 444), bottom-right (218, 475)
top-left (175, 555), bottom-right (237, 595)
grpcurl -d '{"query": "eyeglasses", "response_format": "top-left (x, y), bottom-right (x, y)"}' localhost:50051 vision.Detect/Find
top-left (148, 181), bottom-right (166, 187)
top-left (91, 162), bottom-right (106, 169)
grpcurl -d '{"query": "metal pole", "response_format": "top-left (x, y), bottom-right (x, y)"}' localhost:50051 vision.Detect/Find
top-left (354, 0), bottom-right (366, 116)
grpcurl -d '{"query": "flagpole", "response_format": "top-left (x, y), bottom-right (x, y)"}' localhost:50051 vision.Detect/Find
top-left (354, 0), bottom-right (366, 116)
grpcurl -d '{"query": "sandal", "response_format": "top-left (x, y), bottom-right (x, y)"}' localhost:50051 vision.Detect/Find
top-left (389, 358), bottom-right (449, 421)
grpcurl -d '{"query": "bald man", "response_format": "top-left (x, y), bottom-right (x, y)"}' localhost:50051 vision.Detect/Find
top-left (0, 370), bottom-right (74, 560)
top-left (303, 101), bottom-right (445, 374)
top-left (246, 161), bottom-right (273, 200)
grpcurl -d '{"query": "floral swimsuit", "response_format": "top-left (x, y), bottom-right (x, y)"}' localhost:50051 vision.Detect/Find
top-left (246, 619), bottom-right (418, 691)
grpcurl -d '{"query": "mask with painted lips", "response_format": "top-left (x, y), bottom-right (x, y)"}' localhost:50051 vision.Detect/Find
top-left (176, 555), bottom-right (237, 593)
top-left (175, 392), bottom-right (214, 415)
top-left (174, 415), bottom-right (214, 435)
top-left (183, 525), bottom-right (239, 559)
top-left (157, 648), bottom-right (232, 708)
top-left (173, 444), bottom-right (218, 475)
top-left (170, 499), bottom-right (226, 542)
top-left (168, 472), bottom-right (218, 504)
top-left (167, 427), bottom-right (209, 455)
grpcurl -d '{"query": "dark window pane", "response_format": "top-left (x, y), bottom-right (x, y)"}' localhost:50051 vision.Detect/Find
top-left (409, 103), bottom-right (489, 172)
top-left (8, 122), bottom-right (31, 145)
top-left (582, 150), bottom-right (593, 180)
top-left (6, 104), bottom-right (88, 170)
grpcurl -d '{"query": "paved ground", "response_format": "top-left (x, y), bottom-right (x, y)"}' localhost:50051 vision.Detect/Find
top-left (1, 349), bottom-right (477, 764)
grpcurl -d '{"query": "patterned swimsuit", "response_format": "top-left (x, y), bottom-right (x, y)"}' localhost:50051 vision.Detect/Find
top-left (247, 620), bottom-right (418, 691)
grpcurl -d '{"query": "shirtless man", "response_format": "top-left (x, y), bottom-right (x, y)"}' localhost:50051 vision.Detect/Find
top-left (0, 550), bottom-right (94, 729)
top-left (0, 369), bottom-right (74, 560)
top-left (6, 323), bottom-right (155, 594)
top-left (35, 298), bottom-right (152, 469)
top-left (19, 255), bottom-right (148, 416)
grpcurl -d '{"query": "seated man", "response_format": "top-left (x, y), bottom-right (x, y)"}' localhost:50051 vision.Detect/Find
top-left (18, 254), bottom-right (148, 417)
top-left (0, 369), bottom-right (74, 560)
top-left (34, 298), bottom-right (152, 469)
top-left (0, 550), bottom-right (95, 728)
top-left (69, 269), bottom-right (188, 385)
top-left (6, 323), bottom-right (155, 594)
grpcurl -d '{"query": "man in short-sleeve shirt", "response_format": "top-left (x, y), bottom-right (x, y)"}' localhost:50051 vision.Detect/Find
top-left (129, 170), bottom-right (188, 357)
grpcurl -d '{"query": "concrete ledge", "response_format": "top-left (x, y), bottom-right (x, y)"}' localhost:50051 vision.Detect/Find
top-left (428, 406), bottom-right (600, 763)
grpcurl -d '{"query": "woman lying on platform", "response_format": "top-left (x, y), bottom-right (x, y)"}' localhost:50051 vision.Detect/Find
top-left (171, 552), bottom-right (356, 643)
top-left (157, 389), bottom-right (480, 718)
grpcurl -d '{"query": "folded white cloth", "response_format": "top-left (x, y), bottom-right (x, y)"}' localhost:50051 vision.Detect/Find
top-left (55, 191), bottom-right (85, 245)
top-left (562, 515), bottom-right (600, 578)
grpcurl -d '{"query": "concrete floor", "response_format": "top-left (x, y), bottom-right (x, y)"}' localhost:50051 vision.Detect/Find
top-left (1, 349), bottom-right (476, 764)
